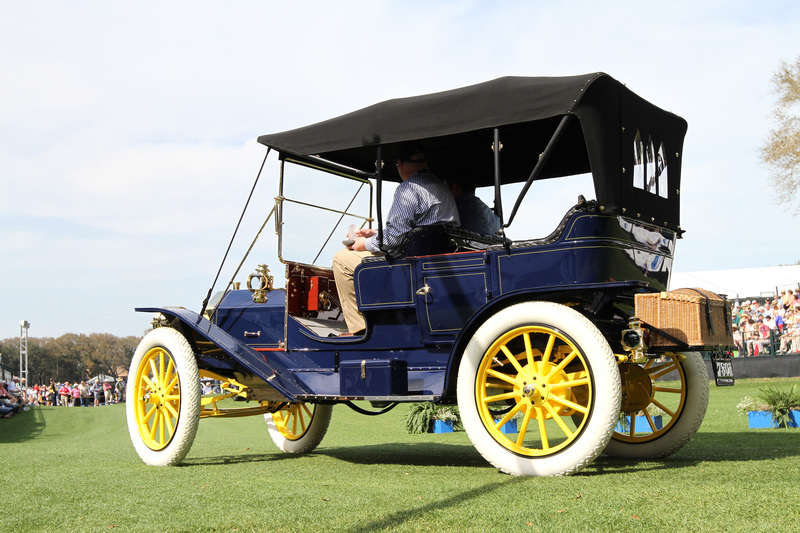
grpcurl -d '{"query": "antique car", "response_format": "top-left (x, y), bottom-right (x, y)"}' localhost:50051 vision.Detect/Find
top-left (127, 72), bottom-right (733, 476)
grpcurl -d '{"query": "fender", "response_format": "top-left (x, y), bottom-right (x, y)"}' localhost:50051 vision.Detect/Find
top-left (136, 306), bottom-right (312, 401)
top-left (441, 280), bottom-right (650, 398)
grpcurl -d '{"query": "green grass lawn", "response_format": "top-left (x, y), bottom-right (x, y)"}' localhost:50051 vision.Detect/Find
top-left (2, 377), bottom-right (799, 533)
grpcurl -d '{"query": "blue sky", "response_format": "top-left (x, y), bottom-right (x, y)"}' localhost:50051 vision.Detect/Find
top-left (1, 1), bottom-right (799, 340)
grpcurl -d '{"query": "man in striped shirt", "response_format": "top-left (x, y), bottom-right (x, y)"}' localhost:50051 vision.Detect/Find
top-left (332, 141), bottom-right (460, 336)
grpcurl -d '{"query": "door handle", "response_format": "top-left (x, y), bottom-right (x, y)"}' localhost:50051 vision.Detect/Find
top-left (415, 284), bottom-right (431, 296)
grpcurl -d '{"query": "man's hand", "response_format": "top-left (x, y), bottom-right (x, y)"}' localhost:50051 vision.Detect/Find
top-left (348, 228), bottom-right (377, 251)
top-left (355, 228), bottom-right (377, 238)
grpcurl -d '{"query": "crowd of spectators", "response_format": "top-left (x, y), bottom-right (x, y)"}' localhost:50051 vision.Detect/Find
top-left (731, 289), bottom-right (800, 356)
top-left (0, 377), bottom-right (126, 419)
top-left (1, 378), bottom-right (26, 418)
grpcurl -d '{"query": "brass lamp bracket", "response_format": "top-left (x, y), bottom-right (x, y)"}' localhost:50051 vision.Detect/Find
top-left (620, 316), bottom-right (649, 364)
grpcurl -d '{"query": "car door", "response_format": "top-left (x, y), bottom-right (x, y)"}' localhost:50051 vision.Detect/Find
top-left (413, 252), bottom-right (492, 342)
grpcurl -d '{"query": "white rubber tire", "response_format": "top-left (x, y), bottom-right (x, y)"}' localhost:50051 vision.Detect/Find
top-left (126, 328), bottom-right (201, 466)
top-left (265, 403), bottom-right (332, 453)
top-left (457, 301), bottom-right (621, 476)
top-left (603, 351), bottom-right (709, 459)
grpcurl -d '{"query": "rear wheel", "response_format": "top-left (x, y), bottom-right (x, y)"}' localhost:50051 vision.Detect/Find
top-left (457, 302), bottom-right (621, 476)
top-left (126, 328), bottom-right (200, 466)
top-left (603, 351), bottom-right (708, 458)
top-left (265, 403), bottom-right (332, 453)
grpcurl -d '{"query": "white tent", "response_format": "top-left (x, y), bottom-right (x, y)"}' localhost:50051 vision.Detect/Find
top-left (86, 374), bottom-right (117, 384)
top-left (671, 265), bottom-right (800, 301)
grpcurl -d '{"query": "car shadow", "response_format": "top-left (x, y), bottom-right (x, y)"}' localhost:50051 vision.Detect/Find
top-left (178, 430), bottom-right (800, 471)
top-left (318, 441), bottom-right (488, 468)
top-left (584, 430), bottom-right (800, 475)
top-left (688, 431), bottom-right (800, 460)
top-left (182, 442), bottom-right (486, 468)
top-left (182, 452), bottom-right (301, 466)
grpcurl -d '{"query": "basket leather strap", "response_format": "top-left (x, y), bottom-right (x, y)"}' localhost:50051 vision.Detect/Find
top-left (722, 295), bottom-right (731, 335)
top-left (684, 288), bottom-right (715, 335)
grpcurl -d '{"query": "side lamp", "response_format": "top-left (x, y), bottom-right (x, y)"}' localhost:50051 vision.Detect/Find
top-left (247, 264), bottom-right (274, 303)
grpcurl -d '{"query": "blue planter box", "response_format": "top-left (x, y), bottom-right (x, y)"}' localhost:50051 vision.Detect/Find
top-left (615, 415), bottom-right (662, 433)
top-left (431, 419), bottom-right (454, 433)
top-left (748, 410), bottom-right (800, 428)
top-left (494, 419), bottom-right (518, 434)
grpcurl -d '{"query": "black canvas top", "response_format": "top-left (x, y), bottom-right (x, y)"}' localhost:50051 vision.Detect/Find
top-left (258, 73), bottom-right (688, 231)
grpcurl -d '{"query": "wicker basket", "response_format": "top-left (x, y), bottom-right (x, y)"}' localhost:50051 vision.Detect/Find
top-left (635, 288), bottom-right (733, 347)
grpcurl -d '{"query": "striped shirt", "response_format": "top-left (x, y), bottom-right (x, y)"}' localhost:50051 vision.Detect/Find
top-left (365, 170), bottom-right (460, 252)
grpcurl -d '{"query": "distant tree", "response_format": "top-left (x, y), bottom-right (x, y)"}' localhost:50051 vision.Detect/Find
top-left (761, 56), bottom-right (800, 215)
top-left (0, 333), bottom-right (141, 385)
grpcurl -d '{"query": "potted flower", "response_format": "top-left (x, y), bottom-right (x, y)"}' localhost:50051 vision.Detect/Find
top-left (404, 403), bottom-right (462, 434)
top-left (738, 385), bottom-right (800, 428)
top-left (616, 404), bottom-right (666, 433)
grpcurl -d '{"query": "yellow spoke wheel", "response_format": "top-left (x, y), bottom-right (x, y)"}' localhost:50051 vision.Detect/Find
top-left (476, 325), bottom-right (592, 456)
top-left (133, 346), bottom-right (182, 450)
top-left (458, 302), bottom-right (621, 476)
top-left (273, 403), bottom-right (316, 440)
top-left (126, 328), bottom-right (200, 466)
top-left (266, 403), bottom-right (332, 453)
top-left (604, 351), bottom-right (708, 459)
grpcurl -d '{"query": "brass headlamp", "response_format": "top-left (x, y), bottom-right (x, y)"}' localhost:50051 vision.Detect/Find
top-left (621, 316), bottom-right (650, 363)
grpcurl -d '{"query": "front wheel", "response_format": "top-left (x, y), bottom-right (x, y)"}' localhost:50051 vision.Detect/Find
top-left (126, 328), bottom-right (201, 466)
top-left (457, 302), bottom-right (621, 476)
top-left (265, 403), bottom-right (332, 453)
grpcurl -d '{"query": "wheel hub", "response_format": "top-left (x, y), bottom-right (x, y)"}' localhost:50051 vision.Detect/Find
top-left (145, 386), bottom-right (166, 408)
top-left (515, 368), bottom-right (554, 408)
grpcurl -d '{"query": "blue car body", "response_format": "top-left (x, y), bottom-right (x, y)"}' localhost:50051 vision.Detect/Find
top-left (139, 205), bottom-right (676, 402)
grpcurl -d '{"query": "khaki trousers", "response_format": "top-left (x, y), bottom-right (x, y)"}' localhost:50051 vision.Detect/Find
top-left (332, 248), bottom-right (383, 333)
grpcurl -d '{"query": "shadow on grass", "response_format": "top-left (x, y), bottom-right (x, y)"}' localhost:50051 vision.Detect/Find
top-left (319, 442), bottom-right (488, 468)
top-left (344, 475), bottom-right (529, 533)
top-left (183, 453), bottom-right (300, 466)
top-left (181, 442), bottom-right (487, 468)
top-left (0, 406), bottom-right (47, 443)
top-left (583, 455), bottom-right (701, 475)
top-left (585, 430), bottom-right (800, 475)
top-left (150, 431), bottom-right (800, 473)
top-left (685, 431), bottom-right (800, 460)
